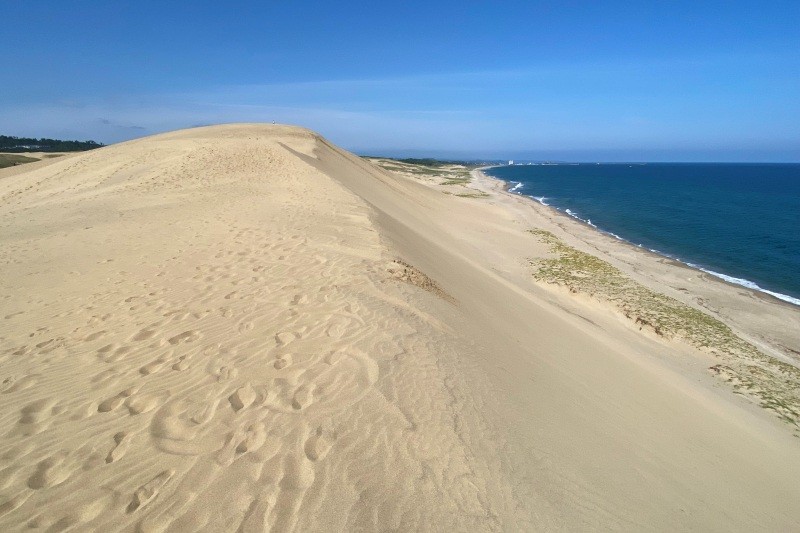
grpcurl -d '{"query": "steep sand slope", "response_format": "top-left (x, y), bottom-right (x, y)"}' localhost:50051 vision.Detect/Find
top-left (1, 124), bottom-right (799, 531)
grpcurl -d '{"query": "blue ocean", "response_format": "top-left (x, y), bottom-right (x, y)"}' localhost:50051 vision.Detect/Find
top-left (485, 163), bottom-right (800, 306)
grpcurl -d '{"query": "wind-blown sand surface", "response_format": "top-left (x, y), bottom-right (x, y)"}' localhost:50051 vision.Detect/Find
top-left (1, 124), bottom-right (799, 531)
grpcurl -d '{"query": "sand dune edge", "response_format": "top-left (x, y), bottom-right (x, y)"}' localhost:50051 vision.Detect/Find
top-left (1, 124), bottom-right (799, 531)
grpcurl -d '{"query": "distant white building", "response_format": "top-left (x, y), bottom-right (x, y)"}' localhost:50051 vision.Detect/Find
top-left (508, 160), bottom-right (514, 165)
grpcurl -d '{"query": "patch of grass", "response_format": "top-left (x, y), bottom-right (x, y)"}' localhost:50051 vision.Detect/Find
top-left (440, 176), bottom-right (472, 185)
top-left (527, 229), bottom-right (800, 430)
top-left (367, 157), bottom-right (474, 183)
top-left (0, 153), bottom-right (39, 169)
top-left (455, 192), bottom-right (489, 198)
top-left (409, 167), bottom-right (451, 177)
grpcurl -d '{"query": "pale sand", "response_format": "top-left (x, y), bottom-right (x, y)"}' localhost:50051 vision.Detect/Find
top-left (1, 124), bottom-right (798, 531)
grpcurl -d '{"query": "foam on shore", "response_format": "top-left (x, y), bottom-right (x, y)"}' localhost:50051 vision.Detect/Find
top-left (499, 173), bottom-right (800, 307)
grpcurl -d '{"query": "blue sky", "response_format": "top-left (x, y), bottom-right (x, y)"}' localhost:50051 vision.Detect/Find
top-left (2, 1), bottom-right (799, 161)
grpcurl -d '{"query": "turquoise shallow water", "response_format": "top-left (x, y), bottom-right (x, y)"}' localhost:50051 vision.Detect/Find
top-left (486, 163), bottom-right (800, 306)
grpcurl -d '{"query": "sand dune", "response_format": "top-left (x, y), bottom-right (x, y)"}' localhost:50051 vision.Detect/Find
top-left (1, 124), bottom-right (799, 531)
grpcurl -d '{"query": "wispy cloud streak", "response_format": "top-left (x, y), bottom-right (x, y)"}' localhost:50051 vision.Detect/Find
top-left (1, 55), bottom-right (798, 160)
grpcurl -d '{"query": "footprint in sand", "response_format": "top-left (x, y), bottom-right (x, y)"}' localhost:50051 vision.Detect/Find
top-left (130, 328), bottom-right (158, 342)
top-left (19, 398), bottom-right (58, 424)
top-left (106, 431), bottom-right (133, 463)
top-left (151, 396), bottom-right (225, 455)
top-left (81, 330), bottom-right (106, 342)
top-left (86, 313), bottom-right (112, 327)
top-left (292, 385), bottom-right (314, 411)
top-left (35, 337), bottom-right (65, 354)
top-left (124, 392), bottom-right (162, 415)
top-left (97, 343), bottom-right (133, 363)
top-left (98, 386), bottom-right (139, 413)
top-left (168, 330), bottom-right (201, 345)
top-left (13, 397), bottom-right (61, 437)
top-left (263, 350), bottom-right (378, 415)
top-left (140, 356), bottom-right (169, 375)
top-left (163, 309), bottom-right (191, 321)
top-left (325, 316), bottom-right (360, 339)
top-left (172, 355), bottom-right (190, 371)
top-left (217, 421), bottom-right (268, 465)
top-left (2, 374), bottom-right (39, 394)
top-left (27, 451), bottom-right (77, 489)
top-left (127, 470), bottom-right (174, 513)
top-left (97, 395), bottom-right (124, 413)
top-left (207, 360), bottom-right (238, 382)
top-left (229, 383), bottom-right (256, 412)
top-left (290, 294), bottom-right (308, 305)
top-left (274, 353), bottom-right (292, 370)
top-left (91, 368), bottom-right (121, 388)
top-left (10, 345), bottom-right (30, 356)
top-left (234, 423), bottom-right (267, 454)
top-left (275, 331), bottom-right (299, 347)
top-left (303, 427), bottom-right (335, 461)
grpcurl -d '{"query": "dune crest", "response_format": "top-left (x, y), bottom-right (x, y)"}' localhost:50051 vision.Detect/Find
top-left (1, 124), bottom-right (799, 531)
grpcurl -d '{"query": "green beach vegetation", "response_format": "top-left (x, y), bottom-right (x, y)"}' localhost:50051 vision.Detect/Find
top-left (528, 229), bottom-right (800, 432)
top-left (0, 153), bottom-right (41, 169)
top-left (366, 157), bottom-right (476, 187)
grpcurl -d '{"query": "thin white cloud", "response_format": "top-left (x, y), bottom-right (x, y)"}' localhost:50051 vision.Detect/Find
top-left (1, 53), bottom-right (797, 159)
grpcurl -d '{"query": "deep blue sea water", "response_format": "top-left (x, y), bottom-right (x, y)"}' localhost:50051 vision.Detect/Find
top-left (485, 163), bottom-right (800, 306)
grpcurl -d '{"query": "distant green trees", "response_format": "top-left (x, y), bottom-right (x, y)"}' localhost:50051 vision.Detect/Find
top-left (0, 135), bottom-right (103, 152)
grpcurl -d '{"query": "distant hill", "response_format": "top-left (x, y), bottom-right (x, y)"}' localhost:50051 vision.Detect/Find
top-left (0, 135), bottom-right (103, 153)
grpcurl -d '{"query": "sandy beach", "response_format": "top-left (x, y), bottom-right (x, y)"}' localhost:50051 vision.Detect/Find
top-left (1, 124), bottom-right (799, 531)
